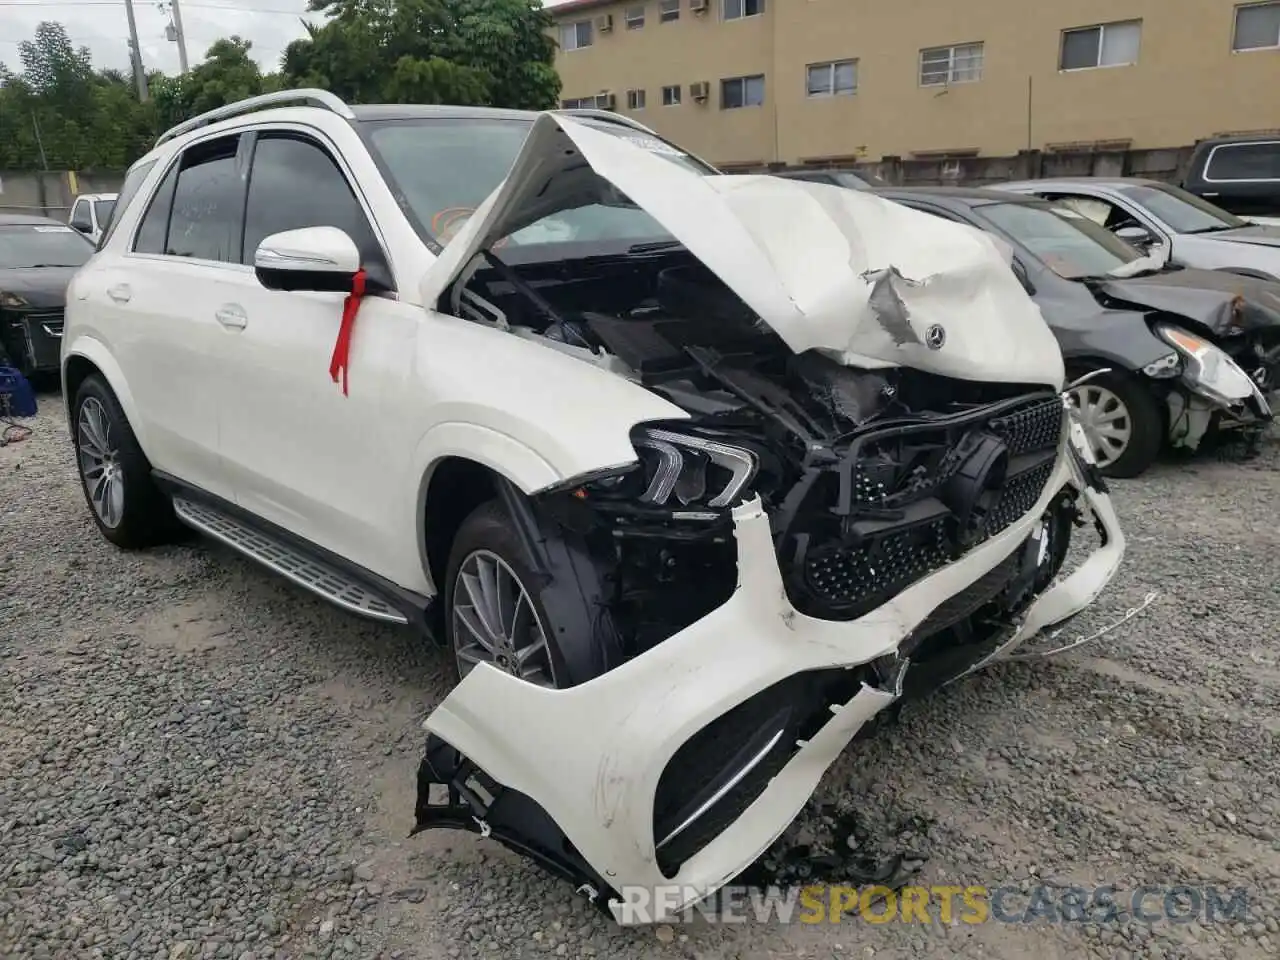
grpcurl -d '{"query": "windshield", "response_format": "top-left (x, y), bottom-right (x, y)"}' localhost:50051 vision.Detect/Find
top-left (94, 199), bottom-right (116, 229)
top-left (367, 117), bottom-right (713, 250)
top-left (979, 201), bottom-right (1145, 279)
top-left (1116, 183), bottom-right (1247, 234)
top-left (0, 223), bottom-right (94, 268)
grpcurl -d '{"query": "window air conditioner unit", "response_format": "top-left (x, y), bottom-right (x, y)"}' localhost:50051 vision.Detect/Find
top-left (690, 81), bottom-right (710, 101)
top-left (597, 14), bottom-right (614, 30)
top-left (690, 0), bottom-right (708, 12)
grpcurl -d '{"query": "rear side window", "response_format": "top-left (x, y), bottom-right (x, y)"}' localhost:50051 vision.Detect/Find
top-left (99, 158), bottom-right (156, 251)
top-left (240, 134), bottom-right (383, 270)
top-left (1205, 142), bottom-right (1280, 182)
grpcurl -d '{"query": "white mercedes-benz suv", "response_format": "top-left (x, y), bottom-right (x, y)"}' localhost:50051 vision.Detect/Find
top-left (62, 90), bottom-right (1127, 922)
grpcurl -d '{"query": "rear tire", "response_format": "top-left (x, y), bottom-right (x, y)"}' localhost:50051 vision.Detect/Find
top-left (72, 374), bottom-right (181, 548)
top-left (1067, 368), bottom-right (1164, 479)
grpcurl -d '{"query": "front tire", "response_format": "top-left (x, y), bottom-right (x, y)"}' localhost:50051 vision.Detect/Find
top-left (72, 374), bottom-right (180, 548)
top-left (1067, 369), bottom-right (1164, 479)
top-left (443, 498), bottom-right (614, 690)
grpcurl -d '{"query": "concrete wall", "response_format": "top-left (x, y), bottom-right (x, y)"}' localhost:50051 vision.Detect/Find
top-left (0, 171), bottom-right (126, 221)
top-left (551, 0), bottom-right (1280, 167)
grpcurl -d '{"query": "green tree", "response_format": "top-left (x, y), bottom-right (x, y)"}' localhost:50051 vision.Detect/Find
top-left (282, 0), bottom-right (559, 108)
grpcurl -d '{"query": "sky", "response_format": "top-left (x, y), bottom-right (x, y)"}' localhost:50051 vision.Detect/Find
top-left (0, 0), bottom-right (574, 77)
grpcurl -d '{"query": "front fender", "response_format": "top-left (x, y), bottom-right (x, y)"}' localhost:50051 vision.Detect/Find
top-left (62, 335), bottom-right (149, 453)
top-left (1056, 312), bottom-right (1172, 374)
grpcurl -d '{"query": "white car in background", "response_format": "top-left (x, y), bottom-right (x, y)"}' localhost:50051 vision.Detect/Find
top-left (995, 178), bottom-right (1280, 280)
top-left (61, 90), bottom-right (1126, 922)
top-left (68, 192), bottom-right (118, 245)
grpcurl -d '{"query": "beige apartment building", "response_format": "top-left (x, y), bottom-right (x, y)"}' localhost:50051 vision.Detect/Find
top-left (548, 0), bottom-right (1280, 168)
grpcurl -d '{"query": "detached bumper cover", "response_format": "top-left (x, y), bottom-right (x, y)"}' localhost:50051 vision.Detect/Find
top-left (415, 430), bottom-right (1125, 923)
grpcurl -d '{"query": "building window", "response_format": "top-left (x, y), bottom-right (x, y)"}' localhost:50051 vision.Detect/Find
top-left (724, 0), bottom-right (764, 21)
top-left (561, 94), bottom-right (611, 109)
top-left (721, 74), bottom-right (765, 108)
top-left (626, 88), bottom-right (647, 109)
top-left (1060, 20), bottom-right (1142, 69)
top-left (919, 42), bottom-right (984, 85)
top-left (660, 0), bottom-right (680, 22)
top-left (559, 20), bottom-right (593, 51)
top-left (662, 84), bottom-right (682, 105)
top-left (806, 59), bottom-right (858, 97)
top-left (625, 5), bottom-right (645, 28)
top-left (1234, 2), bottom-right (1280, 51)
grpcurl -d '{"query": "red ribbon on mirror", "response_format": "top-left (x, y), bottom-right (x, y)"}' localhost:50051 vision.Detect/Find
top-left (329, 267), bottom-right (367, 396)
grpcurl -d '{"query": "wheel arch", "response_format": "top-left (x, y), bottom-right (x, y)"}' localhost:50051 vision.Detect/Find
top-left (62, 339), bottom-right (148, 451)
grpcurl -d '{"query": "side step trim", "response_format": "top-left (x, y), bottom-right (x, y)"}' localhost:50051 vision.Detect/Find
top-left (172, 496), bottom-right (410, 625)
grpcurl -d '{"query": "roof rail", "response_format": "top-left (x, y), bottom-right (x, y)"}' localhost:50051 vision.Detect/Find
top-left (155, 88), bottom-right (356, 148)
top-left (554, 108), bottom-right (658, 137)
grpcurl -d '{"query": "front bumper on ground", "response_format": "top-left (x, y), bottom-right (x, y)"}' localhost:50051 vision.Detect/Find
top-left (415, 430), bottom-right (1125, 924)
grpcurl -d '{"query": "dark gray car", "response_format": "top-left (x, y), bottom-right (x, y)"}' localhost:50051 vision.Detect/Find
top-left (871, 187), bottom-right (1278, 478)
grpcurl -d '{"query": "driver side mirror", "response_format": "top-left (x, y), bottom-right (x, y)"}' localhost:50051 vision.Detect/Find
top-left (1114, 224), bottom-right (1155, 249)
top-left (254, 226), bottom-right (361, 293)
top-left (70, 214), bottom-right (92, 234)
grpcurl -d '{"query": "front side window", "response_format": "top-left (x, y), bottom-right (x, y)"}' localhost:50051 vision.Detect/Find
top-left (1060, 20), bottom-right (1142, 70)
top-left (1115, 183), bottom-right (1248, 233)
top-left (662, 84), bottom-right (682, 106)
top-left (979, 201), bottom-right (1143, 279)
top-left (241, 135), bottom-right (382, 270)
top-left (162, 136), bottom-right (242, 262)
top-left (660, 0), bottom-right (680, 22)
top-left (1205, 141), bottom-right (1280, 181)
top-left (0, 223), bottom-right (94, 269)
top-left (625, 5), bottom-right (645, 28)
top-left (1234, 1), bottom-right (1280, 51)
top-left (365, 117), bottom-right (715, 253)
top-left (920, 42), bottom-right (984, 85)
top-left (69, 199), bottom-right (91, 232)
top-left (724, 0), bottom-right (764, 20)
top-left (560, 20), bottom-right (593, 51)
top-left (721, 74), bottom-right (765, 109)
top-left (806, 59), bottom-right (858, 97)
top-left (99, 157), bottom-right (155, 250)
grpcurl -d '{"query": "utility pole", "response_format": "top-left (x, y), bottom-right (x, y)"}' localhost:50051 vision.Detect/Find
top-left (124, 0), bottom-right (150, 101)
top-left (170, 0), bottom-right (190, 73)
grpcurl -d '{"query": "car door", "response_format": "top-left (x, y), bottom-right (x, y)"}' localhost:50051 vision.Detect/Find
top-left (213, 128), bottom-right (418, 582)
top-left (93, 133), bottom-right (249, 502)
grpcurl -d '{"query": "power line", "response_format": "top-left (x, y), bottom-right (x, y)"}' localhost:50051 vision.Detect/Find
top-left (0, 1), bottom-right (316, 12)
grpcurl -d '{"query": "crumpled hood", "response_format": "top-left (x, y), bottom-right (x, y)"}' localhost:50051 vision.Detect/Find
top-left (0, 267), bottom-right (77, 308)
top-left (1098, 268), bottom-right (1280, 335)
top-left (420, 114), bottom-right (1065, 390)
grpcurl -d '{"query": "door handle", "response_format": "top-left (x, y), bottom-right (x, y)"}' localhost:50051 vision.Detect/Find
top-left (215, 304), bottom-right (248, 330)
top-left (107, 283), bottom-right (132, 304)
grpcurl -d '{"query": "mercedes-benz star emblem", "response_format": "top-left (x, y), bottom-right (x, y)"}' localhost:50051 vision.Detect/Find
top-left (925, 324), bottom-right (947, 350)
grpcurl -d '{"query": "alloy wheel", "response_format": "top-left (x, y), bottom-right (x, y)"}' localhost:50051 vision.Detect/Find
top-left (452, 549), bottom-right (558, 688)
top-left (1069, 383), bottom-right (1132, 469)
top-left (77, 396), bottom-right (125, 528)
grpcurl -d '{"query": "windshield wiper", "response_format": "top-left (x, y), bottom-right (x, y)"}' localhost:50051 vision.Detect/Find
top-left (1185, 224), bottom-right (1237, 235)
top-left (626, 240), bottom-right (684, 254)
top-left (23, 263), bottom-right (83, 268)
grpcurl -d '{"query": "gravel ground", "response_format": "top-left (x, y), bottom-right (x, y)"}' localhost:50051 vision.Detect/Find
top-left (3, 393), bottom-right (1279, 960)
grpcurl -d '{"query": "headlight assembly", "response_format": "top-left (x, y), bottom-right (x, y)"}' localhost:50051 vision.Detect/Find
top-left (1156, 324), bottom-right (1256, 406)
top-left (632, 427), bottom-right (758, 509)
top-left (0, 291), bottom-right (29, 309)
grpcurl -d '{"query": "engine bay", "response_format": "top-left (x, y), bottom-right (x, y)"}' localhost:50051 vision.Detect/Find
top-left (450, 249), bottom-right (1073, 664)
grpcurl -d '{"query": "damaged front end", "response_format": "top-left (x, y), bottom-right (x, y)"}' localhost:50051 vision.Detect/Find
top-left (410, 114), bottom-right (1128, 922)
top-left (412, 357), bottom-right (1125, 922)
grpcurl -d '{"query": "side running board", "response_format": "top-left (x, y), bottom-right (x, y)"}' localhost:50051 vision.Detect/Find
top-left (171, 496), bottom-right (410, 625)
